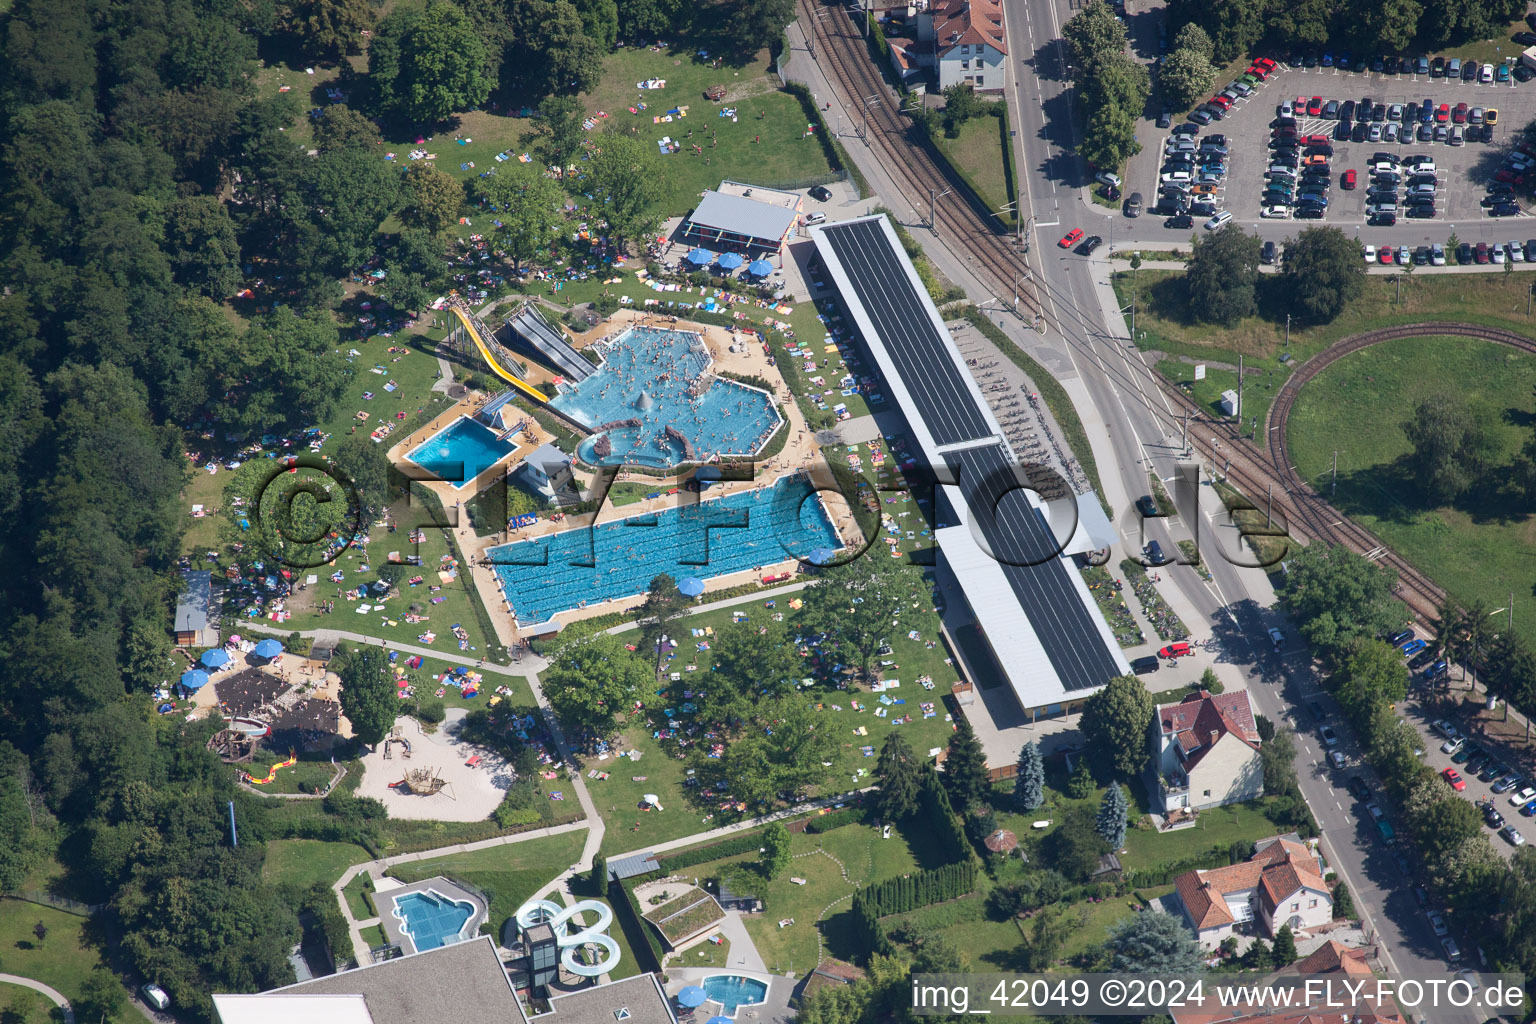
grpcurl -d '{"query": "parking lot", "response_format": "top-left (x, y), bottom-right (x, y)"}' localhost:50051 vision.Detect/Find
top-left (1127, 58), bottom-right (1536, 248)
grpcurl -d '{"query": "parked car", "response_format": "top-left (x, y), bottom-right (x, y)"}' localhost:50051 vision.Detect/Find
top-left (1443, 768), bottom-right (1467, 791)
top-left (1347, 776), bottom-right (1371, 800)
top-left (1401, 638), bottom-right (1428, 657)
top-left (1321, 725), bottom-right (1339, 746)
top-left (1204, 211), bottom-right (1233, 230)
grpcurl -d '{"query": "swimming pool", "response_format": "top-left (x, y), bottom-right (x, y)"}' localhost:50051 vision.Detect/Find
top-left (392, 890), bottom-right (476, 951)
top-left (487, 474), bottom-right (838, 623)
top-left (702, 975), bottom-right (769, 1016)
top-left (549, 326), bottom-right (781, 467)
top-left (406, 416), bottom-right (516, 489)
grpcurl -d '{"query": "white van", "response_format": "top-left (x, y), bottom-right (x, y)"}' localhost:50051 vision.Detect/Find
top-left (142, 983), bottom-right (170, 1011)
top-left (804, 212), bottom-right (827, 225)
top-left (1204, 211), bottom-right (1233, 230)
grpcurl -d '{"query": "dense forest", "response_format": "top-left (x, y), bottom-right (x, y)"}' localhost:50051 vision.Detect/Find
top-left (0, 0), bottom-right (789, 1016)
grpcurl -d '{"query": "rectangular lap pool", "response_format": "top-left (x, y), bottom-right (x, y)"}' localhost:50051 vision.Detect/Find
top-left (406, 416), bottom-right (516, 489)
top-left (487, 474), bottom-right (838, 623)
top-left (392, 890), bottom-right (475, 951)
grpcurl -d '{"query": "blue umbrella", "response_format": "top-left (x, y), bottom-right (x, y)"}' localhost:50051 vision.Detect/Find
top-left (717, 252), bottom-right (744, 270)
top-left (686, 248), bottom-right (715, 266)
top-left (747, 258), bottom-right (774, 276)
top-left (678, 577), bottom-right (706, 597)
top-left (253, 638), bottom-right (283, 659)
top-left (200, 649), bottom-right (231, 668)
top-left (677, 986), bottom-right (708, 1008)
top-left (180, 669), bottom-right (209, 690)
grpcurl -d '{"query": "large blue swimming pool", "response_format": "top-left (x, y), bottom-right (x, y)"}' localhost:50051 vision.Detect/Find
top-left (702, 975), bottom-right (769, 1016)
top-left (550, 325), bottom-right (780, 467)
top-left (393, 890), bottom-right (475, 951)
top-left (406, 416), bottom-right (516, 489)
top-left (487, 474), bottom-right (838, 623)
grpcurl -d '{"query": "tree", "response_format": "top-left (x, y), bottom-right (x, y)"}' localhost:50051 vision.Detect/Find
top-left (1403, 776), bottom-right (1483, 872)
top-left (1403, 391), bottom-right (1494, 504)
top-left (1199, 667), bottom-right (1223, 695)
top-left (336, 645), bottom-right (396, 745)
top-left (1106, 909), bottom-right (1204, 972)
top-left (163, 196), bottom-right (241, 299)
top-left (1187, 224), bottom-right (1262, 326)
top-left (635, 574), bottom-right (690, 677)
top-left (941, 84), bottom-right (988, 136)
top-left (369, 0), bottom-right (494, 124)
top-left (875, 732), bottom-right (922, 820)
top-left (798, 559), bottom-right (938, 682)
top-left (500, 1), bottom-right (606, 97)
top-left (1281, 226), bottom-right (1367, 322)
top-left (1079, 100), bottom-right (1140, 173)
top-left (1159, 46), bottom-right (1215, 110)
top-left (1096, 783), bottom-right (1128, 850)
top-left (1434, 602), bottom-right (1468, 682)
top-left (76, 966), bottom-right (130, 1024)
top-left (1063, 0), bottom-right (1127, 74)
top-left (1359, 0), bottom-right (1422, 51)
top-left (721, 0), bottom-right (796, 54)
top-left (616, 0), bottom-right (690, 41)
top-left (941, 720), bottom-right (990, 812)
top-left (329, 432), bottom-right (393, 516)
top-left (572, 0), bottom-right (620, 49)
top-left (478, 168), bottom-right (567, 272)
top-left (124, 619), bottom-right (174, 693)
top-left (32, 920), bottom-right (45, 943)
top-left (1270, 924), bottom-right (1297, 967)
top-left (1081, 675), bottom-right (1154, 779)
top-left (281, 0), bottom-right (375, 60)
top-left (1278, 543), bottom-right (1407, 662)
top-left (1170, 23), bottom-right (1213, 58)
top-left (698, 695), bottom-right (837, 807)
top-left (1014, 742), bottom-right (1045, 810)
top-left (313, 105), bottom-right (383, 153)
top-left (760, 822), bottom-right (791, 879)
top-left (1331, 880), bottom-right (1356, 920)
top-left (379, 229), bottom-right (451, 314)
top-left (400, 165), bottom-right (465, 237)
top-left (591, 854), bottom-right (608, 892)
top-left (1334, 639), bottom-right (1411, 726)
top-left (1044, 804), bottom-right (1108, 881)
top-left (1260, 731), bottom-right (1299, 796)
top-left (543, 633), bottom-right (652, 736)
top-left (1022, 904), bottom-right (1081, 970)
top-left (527, 95), bottom-right (588, 172)
top-left (710, 618), bottom-right (799, 706)
top-left (587, 132), bottom-right (667, 252)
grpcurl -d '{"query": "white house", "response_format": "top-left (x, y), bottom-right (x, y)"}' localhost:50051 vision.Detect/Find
top-left (1172, 835), bottom-right (1333, 949)
top-left (908, 0), bottom-right (1008, 92)
top-left (1150, 689), bottom-right (1264, 813)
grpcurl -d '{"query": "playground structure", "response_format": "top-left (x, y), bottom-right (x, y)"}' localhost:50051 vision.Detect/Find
top-left (390, 765), bottom-right (455, 799)
top-left (240, 752), bottom-right (297, 785)
top-left (207, 727), bottom-right (259, 764)
top-left (382, 731), bottom-right (413, 760)
top-left (514, 898), bottom-right (621, 978)
top-left (447, 294), bottom-right (549, 403)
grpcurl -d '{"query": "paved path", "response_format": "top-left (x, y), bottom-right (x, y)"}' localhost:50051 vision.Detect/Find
top-left (0, 974), bottom-right (74, 1024)
top-left (603, 582), bottom-right (810, 635)
top-left (605, 786), bottom-right (875, 865)
top-left (714, 911), bottom-right (768, 972)
top-left (242, 622), bottom-right (549, 675)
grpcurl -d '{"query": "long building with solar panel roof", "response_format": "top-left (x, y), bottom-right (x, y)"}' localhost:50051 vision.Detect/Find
top-left (809, 215), bottom-right (1129, 715)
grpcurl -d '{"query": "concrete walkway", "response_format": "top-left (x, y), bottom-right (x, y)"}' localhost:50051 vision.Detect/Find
top-left (0, 975), bottom-right (74, 1024)
top-left (603, 582), bottom-right (810, 635)
top-left (241, 622), bottom-right (550, 675)
top-left (714, 911), bottom-right (768, 972)
top-left (605, 786), bottom-right (875, 865)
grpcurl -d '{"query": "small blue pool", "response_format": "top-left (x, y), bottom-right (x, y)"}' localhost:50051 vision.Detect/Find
top-left (702, 975), bottom-right (768, 1016)
top-left (486, 474), bottom-right (839, 623)
top-left (393, 890), bottom-right (475, 950)
top-left (406, 416), bottom-right (516, 489)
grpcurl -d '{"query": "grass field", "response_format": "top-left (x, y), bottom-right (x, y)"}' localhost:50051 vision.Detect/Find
top-left (591, 603), bottom-right (960, 856)
top-left (343, 872), bottom-right (377, 919)
top-left (261, 839), bottom-right (371, 891)
top-left (1113, 266), bottom-right (1536, 432)
top-left (0, 902), bottom-right (102, 1003)
top-left (931, 114), bottom-right (1013, 224)
top-left (1287, 333), bottom-right (1536, 638)
top-left (385, 830), bottom-right (586, 936)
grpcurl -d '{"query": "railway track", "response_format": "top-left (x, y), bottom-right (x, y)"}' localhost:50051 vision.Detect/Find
top-left (798, 0), bottom-right (1039, 318)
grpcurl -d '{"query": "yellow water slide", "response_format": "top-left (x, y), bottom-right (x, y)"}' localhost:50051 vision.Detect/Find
top-left (446, 294), bottom-right (549, 402)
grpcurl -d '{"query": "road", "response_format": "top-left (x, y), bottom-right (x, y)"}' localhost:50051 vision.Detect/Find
top-left (996, 0), bottom-right (1478, 1010)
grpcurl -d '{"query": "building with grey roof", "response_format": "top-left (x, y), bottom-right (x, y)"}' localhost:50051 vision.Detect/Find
top-left (175, 569), bottom-right (217, 647)
top-left (681, 188), bottom-right (801, 254)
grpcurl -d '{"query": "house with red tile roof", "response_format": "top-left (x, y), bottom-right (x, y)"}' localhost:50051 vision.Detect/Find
top-left (912, 0), bottom-right (1008, 91)
top-left (1151, 688), bottom-right (1264, 813)
top-left (1172, 941), bottom-right (1394, 1024)
top-left (1171, 834), bottom-right (1332, 949)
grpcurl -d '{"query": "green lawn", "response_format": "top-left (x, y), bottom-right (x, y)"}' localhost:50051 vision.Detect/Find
top-left (592, 603), bottom-right (960, 856)
top-left (1113, 266), bottom-right (1536, 432)
top-left (930, 114), bottom-right (1013, 225)
top-left (1120, 799), bottom-right (1291, 872)
top-left (261, 839), bottom-right (372, 891)
top-left (1287, 334), bottom-right (1536, 639)
top-left (385, 830), bottom-right (587, 936)
top-left (0, 902), bottom-right (103, 1003)
top-left (343, 872), bottom-right (377, 920)
top-left (360, 923), bottom-right (388, 949)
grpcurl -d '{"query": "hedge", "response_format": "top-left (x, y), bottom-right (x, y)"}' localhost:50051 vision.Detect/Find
top-left (659, 829), bottom-right (768, 871)
top-left (1124, 842), bottom-right (1248, 889)
top-left (612, 874), bottom-right (667, 970)
top-left (849, 860), bottom-right (978, 959)
top-left (917, 772), bottom-right (971, 865)
top-left (805, 806), bottom-right (871, 833)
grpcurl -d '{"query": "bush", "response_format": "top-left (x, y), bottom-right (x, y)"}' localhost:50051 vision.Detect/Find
top-left (805, 806), bottom-right (870, 833)
top-left (415, 698), bottom-right (446, 724)
top-left (659, 829), bottom-right (769, 871)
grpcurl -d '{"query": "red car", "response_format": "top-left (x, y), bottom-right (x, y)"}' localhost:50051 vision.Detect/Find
top-left (1210, 95), bottom-right (1233, 109)
top-left (1303, 134), bottom-right (1331, 147)
top-left (1308, 96), bottom-right (1324, 116)
top-left (1059, 228), bottom-right (1084, 248)
top-left (1249, 65), bottom-right (1271, 80)
top-left (1159, 641), bottom-right (1193, 659)
top-left (1453, 102), bottom-right (1469, 124)
top-left (1256, 57), bottom-right (1277, 71)
top-left (1443, 767), bottom-right (1467, 791)
top-left (1342, 169), bottom-right (1357, 189)
top-left (1496, 169), bottom-right (1527, 185)
top-left (1436, 103), bottom-right (1450, 123)
top-left (1379, 246), bottom-right (1395, 265)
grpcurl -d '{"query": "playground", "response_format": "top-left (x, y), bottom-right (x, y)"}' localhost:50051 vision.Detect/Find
top-left (354, 710), bottom-right (513, 820)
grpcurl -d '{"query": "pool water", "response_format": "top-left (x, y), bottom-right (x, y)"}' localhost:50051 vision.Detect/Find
top-left (406, 416), bottom-right (516, 489)
top-left (393, 890), bottom-right (475, 950)
top-left (550, 326), bottom-right (780, 467)
top-left (702, 975), bottom-right (769, 1016)
top-left (487, 474), bottom-right (838, 623)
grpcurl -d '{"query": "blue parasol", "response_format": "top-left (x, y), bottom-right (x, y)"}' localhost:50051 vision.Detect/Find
top-left (253, 638), bottom-right (284, 659)
top-left (677, 986), bottom-right (708, 1008)
top-left (678, 577), bottom-right (706, 597)
top-left (686, 248), bottom-right (715, 266)
top-left (200, 648), bottom-right (231, 668)
top-left (716, 252), bottom-right (744, 270)
top-left (747, 258), bottom-right (774, 276)
top-left (180, 669), bottom-right (210, 690)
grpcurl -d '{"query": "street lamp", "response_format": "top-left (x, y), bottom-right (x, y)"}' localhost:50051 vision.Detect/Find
top-left (861, 94), bottom-right (881, 145)
top-left (929, 187), bottom-right (954, 229)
